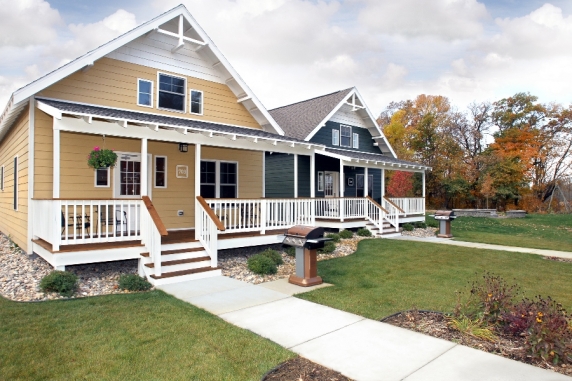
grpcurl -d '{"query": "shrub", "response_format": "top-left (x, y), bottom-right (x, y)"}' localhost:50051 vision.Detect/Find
top-left (318, 241), bottom-right (336, 254)
top-left (40, 271), bottom-right (78, 297)
top-left (402, 223), bottom-right (414, 231)
top-left (260, 248), bottom-right (283, 265)
top-left (414, 222), bottom-right (427, 229)
top-left (357, 228), bottom-right (372, 237)
top-left (247, 254), bottom-right (277, 275)
top-left (426, 218), bottom-right (438, 228)
top-left (339, 229), bottom-right (353, 239)
top-left (326, 233), bottom-right (340, 243)
top-left (118, 274), bottom-right (152, 292)
top-left (284, 246), bottom-right (296, 257)
top-left (467, 272), bottom-right (520, 325)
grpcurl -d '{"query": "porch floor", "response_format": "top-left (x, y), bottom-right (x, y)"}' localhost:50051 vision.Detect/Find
top-left (32, 238), bottom-right (144, 254)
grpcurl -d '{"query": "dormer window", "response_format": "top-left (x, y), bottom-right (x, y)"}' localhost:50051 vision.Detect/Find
top-left (158, 73), bottom-right (186, 112)
top-left (340, 125), bottom-right (351, 147)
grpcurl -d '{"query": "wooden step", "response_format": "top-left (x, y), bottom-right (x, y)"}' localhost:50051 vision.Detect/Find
top-left (141, 252), bottom-right (150, 257)
top-left (145, 256), bottom-right (210, 268)
top-left (150, 266), bottom-right (221, 280)
top-left (161, 247), bottom-right (204, 255)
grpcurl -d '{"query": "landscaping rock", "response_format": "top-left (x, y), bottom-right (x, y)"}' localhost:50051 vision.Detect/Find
top-left (401, 227), bottom-right (437, 238)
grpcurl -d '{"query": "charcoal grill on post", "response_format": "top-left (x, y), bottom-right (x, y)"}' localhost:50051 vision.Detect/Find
top-left (433, 210), bottom-right (456, 238)
top-left (283, 226), bottom-right (329, 287)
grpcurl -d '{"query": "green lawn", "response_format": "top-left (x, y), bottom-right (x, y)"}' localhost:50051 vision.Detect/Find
top-left (0, 291), bottom-right (293, 381)
top-left (297, 239), bottom-right (572, 320)
top-left (442, 214), bottom-right (572, 252)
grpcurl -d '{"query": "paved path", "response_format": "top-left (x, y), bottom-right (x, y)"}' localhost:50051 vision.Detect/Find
top-left (388, 235), bottom-right (572, 260)
top-left (158, 277), bottom-right (570, 381)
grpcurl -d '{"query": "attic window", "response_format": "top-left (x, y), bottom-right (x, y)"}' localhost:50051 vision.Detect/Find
top-left (158, 73), bottom-right (186, 112)
top-left (340, 125), bottom-right (351, 147)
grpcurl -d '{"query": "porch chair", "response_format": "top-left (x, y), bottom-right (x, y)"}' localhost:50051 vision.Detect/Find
top-left (61, 211), bottom-right (91, 237)
top-left (115, 210), bottom-right (128, 235)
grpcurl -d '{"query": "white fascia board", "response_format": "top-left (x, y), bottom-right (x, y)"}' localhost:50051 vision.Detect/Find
top-left (316, 149), bottom-right (353, 162)
top-left (305, 87), bottom-right (357, 142)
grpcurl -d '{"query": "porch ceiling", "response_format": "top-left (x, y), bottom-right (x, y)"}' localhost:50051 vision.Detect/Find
top-left (321, 148), bottom-right (430, 172)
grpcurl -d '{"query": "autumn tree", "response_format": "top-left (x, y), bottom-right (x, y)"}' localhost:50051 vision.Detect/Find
top-left (386, 171), bottom-right (414, 197)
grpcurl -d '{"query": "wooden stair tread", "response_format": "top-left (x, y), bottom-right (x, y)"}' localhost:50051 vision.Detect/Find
top-left (150, 266), bottom-right (221, 280)
top-left (145, 256), bottom-right (210, 268)
top-left (141, 252), bottom-right (150, 257)
top-left (161, 247), bottom-right (204, 255)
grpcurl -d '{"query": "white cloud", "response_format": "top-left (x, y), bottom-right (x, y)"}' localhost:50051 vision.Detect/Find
top-left (0, 0), bottom-right (61, 47)
top-left (357, 0), bottom-right (488, 41)
top-left (381, 63), bottom-right (408, 89)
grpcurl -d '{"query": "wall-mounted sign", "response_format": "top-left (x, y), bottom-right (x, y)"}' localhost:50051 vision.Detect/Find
top-left (176, 165), bottom-right (188, 178)
top-left (347, 177), bottom-right (354, 187)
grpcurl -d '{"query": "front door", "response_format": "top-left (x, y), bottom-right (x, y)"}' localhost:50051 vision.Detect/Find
top-left (113, 152), bottom-right (153, 199)
top-left (324, 171), bottom-right (339, 197)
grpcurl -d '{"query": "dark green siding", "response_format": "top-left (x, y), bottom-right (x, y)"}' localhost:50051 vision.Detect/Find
top-left (298, 155), bottom-right (311, 197)
top-left (265, 152), bottom-right (294, 197)
top-left (309, 121), bottom-right (382, 154)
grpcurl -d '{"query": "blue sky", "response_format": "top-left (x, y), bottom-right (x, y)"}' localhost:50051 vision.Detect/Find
top-left (1, 0), bottom-right (571, 115)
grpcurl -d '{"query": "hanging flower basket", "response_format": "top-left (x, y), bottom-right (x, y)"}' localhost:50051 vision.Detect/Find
top-left (87, 146), bottom-right (118, 169)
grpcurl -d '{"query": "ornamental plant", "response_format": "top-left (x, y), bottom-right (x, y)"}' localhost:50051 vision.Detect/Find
top-left (87, 146), bottom-right (118, 169)
top-left (40, 270), bottom-right (78, 297)
top-left (467, 272), bottom-right (520, 325)
top-left (259, 248), bottom-right (283, 266)
top-left (247, 254), bottom-right (277, 275)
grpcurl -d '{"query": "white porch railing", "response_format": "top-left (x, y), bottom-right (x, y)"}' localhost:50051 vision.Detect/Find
top-left (32, 199), bottom-right (142, 251)
top-left (140, 197), bottom-right (164, 277)
top-left (387, 197), bottom-right (425, 215)
top-left (381, 198), bottom-right (400, 232)
top-left (315, 197), bottom-right (364, 221)
top-left (197, 196), bottom-right (225, 267)
top-left (365, 197), bottom-right (385, 232)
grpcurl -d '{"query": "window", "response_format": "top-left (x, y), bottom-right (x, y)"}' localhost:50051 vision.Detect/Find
top-left (340, 125), bottom-right (351, 147)
top-left (353, 133), bottom-right (359, 149)
top-left (13, 157), bottom-right (17, 210)
top-left (190, 90), bottom-right (203, 115)
top-left (158, 73), bottom-right (186, 112)
top-left (200, 160), bottom-right (238, 198)
top-left (332, 129), bottom-right (339, 146)
top-left (137, 79), bottom-right (153, 107)
top-left (317, 171), bottom-right (324, 191)
top-left (120, 159), bottom-right (141, 196)
top-left (95, 168), bottom-right (110, 187)
top-left (0, 166), bottom-right (3, 191)
top-left (155, 156), bottom-right (167, 188)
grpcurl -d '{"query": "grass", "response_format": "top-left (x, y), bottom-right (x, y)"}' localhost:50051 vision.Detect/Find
top-left (297, 239), bottom-right (572, 320)
top-left (442, 214), bottom-right (572, 252)
top-left (0, 291), bottom-right (294, 381)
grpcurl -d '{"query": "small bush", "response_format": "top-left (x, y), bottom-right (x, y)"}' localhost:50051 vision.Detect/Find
top-left (414, 222), bottom-right (427, 229)
top-left (467, 272), bottom-right (520, 325)
top-left (40, 271), bottom-right (78, 297)
top-left (260, 248), bottom-right (283, 265)
top-left (326, 233), bottom-right (340, 243)
top-left (284, 246), bottom-right (295, 257)
top-left (319, 240), bottom-right (336, 254)
top-left (247, 254), bottom-right (277, 275)
top-left (339, 229), bottom-right (353, 239)
top-left (357, 228), bottom-right (372, 237)
top-left (119, 274), bottom-right (152, 292)
top-left (402, 223), bottom-right (414, 231)
top-left (426, 218), bottom-right (438, 228)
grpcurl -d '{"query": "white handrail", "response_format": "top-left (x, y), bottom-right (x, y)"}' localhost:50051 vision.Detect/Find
top-left (387, 197), bottom-right (425, 215)
top-left (365, 198), bottom-right (384, 232)
top-left (382, 198), bottom-right (400, 232)
top-left (140, 203), bottom-right (162, 276)
top-left (196, 199), bottom-right (219, 267)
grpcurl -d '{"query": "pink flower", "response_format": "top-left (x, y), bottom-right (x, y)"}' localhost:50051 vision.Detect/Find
top-left (94, 146), bottom-right (100, 151)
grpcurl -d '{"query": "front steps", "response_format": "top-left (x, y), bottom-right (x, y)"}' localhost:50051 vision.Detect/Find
top-left (365, 220), bottom-right (401, 237)
top-left (141, 239), bottom-right (220, 286)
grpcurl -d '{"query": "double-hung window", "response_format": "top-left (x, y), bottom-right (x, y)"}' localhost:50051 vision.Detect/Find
top-left (200, 161), bottom-right (237, 198)
top-left (158, 73), bottom-right (186, 112)
top-left (340, 125), bottom-right (352, 147)
top-left (190, 90), bottom-right (203, 115)
top-left (353, 133), bottom-right (359, 149)
top-left (332, 129), bottom-right (339, 146)
top-left (137, 79), bottom-right (153, 107)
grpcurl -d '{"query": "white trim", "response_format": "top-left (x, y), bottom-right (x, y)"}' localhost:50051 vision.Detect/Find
top-left (294, 153), bottom-right (298, 198)
top-left (194, 143), bottom-right (201, 230)
top-left (53, 121), bottom-right (60, 198)
top-left (189, 89), bottom-right (203, 116)
top-left (27, 98), bottom-right (35, 253)
top-left (154, 155), bottom-right (168, 188)
top-left (262, 151), bottom-right (265, 197)
top-left (137, 78), bottom-right (154, 108)
top-left (13, 156), bottom-right (18, 211)
top-left (310, 152), bottom-right (315, 198)
top-left (0, 165), bottom-right (4, 191)
top-left (156, 72), bottom-right (187, 113)
top-left (94, 167), bottom-right (111, 188)
top-left (317, 171), bottom-right (324, 192)
top-left (141, 138), bottom-right (148, 196)
top-left (332, 129), bottom-right (339, 146)
top-left (340, 125), bottom-right (352, 148)
top-left (353, 133), bottom-right (359, 149)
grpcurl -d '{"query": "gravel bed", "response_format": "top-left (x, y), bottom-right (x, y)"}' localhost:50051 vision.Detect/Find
top-left (218, 237), bottom-right (373, 285)
top-left (0, 232), bottom-right (141, 302)
top-left (401, 227), bottom-right (438, 238)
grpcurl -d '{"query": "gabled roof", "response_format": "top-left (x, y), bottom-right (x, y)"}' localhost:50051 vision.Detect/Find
top-left (269, 87), bottom-right (397, 158)
top-left (269, 88), bottom-right (353, 141)
top-left (0, 4), bottom-right (283, 142)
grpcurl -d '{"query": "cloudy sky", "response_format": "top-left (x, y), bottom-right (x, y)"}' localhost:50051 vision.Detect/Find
top-left (1, 0), bottom-right (572, 116)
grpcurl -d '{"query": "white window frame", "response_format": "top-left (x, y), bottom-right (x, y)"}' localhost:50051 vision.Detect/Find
top-left (353, 133), bottom-right (359, 149)
top-left (340, 125), bottom-right (352, 148)
top-left (94, 167), bottom-right (110, 188)
top-left (317, 171), bottom-right (324, 192)
top-left (200, 160), bottom-right (239, 198)
top-left (332, 129), bottom-right (339, 146)
top-left (137, 78), bottom-right (154, 108)
top-left (189, 89), bottom-right (203, 115)
top-left (154, 156), bottom-right (167, 189)
top-left (157, 72), bottom-right (187, 113)
top-left (0, 165), bottom-right (4, 191)
top-left (13, 156), bottom-right (17, 211)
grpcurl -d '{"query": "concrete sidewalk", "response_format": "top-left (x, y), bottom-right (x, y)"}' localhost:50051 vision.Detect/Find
top-left (158, 277), bottom-right (570, 381)
top-left (388, 235), bottom-right (572, 260)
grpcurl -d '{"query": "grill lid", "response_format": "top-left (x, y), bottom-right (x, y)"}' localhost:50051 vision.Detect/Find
top-left (285, 226), bottom-right (324, 240)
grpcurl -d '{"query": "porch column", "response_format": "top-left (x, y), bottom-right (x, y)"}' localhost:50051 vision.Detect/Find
top-left (141, 138), bottom-right (148, 196)
top-left (339, 161), bottom-right (344, 197)
top-left (381, 168), bottom-right (385, 198)
top-left (422, 171), bottom-right (426, 197)
top-left (310, 152), bottom-right (315, 198)
top-left (195, 144), bottom-right (201, 231)
top-left (53, 127), bottom-right (60, 198)
top-left (294, 154), bottom-right (298, 198)
top-left (364, 167), bottom-right (368, 197)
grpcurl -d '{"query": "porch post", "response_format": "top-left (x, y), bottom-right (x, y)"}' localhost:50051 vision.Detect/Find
top-left (381, 168), bottom-right (385, 198)
top-left (53, 127), bottom-right (60, 198)
top-left (364, 167), bottom-right (368, 197)
top-left (310, 152), bottom-right (315, 198)
top-left (422, 171), bottom-right (426, 197)
top-left (140, 138), bottom-right (148, 196)
top-left (340, 160), bottom-right (344, 222)
top-left (294, 153), bottom-right (298, 198)
top-left (195, 144), bottom-right (201, 232)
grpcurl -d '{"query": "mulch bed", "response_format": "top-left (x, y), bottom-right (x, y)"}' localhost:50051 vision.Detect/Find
top-left (382, 310), bottom-right (572, 377)
top-left (263, 357), bottom-right (352, 381)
